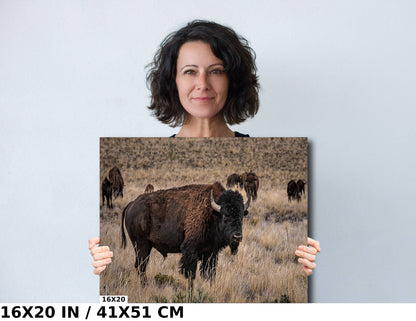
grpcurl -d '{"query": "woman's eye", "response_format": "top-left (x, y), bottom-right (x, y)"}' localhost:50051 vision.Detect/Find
top-left (184, 70), bottom-right (195, 75)
top-left (210, 69), bottom-right (224, 75)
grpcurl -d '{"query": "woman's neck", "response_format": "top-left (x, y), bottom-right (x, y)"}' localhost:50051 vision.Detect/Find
top-left (176, 115), bottom-right (234, 137)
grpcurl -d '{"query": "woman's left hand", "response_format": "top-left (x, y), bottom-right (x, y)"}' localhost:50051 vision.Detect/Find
top-left (295, 237), bottom-right (321, 276)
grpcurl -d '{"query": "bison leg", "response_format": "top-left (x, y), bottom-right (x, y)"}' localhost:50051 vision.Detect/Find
top-left (180, 248), bottom-right (196, 292)
top-left (133, 241), bottom-right (151, 285)
top-left (200, 252), bottom-right (218, 282)
top-left (179, 253), bottom-right (197, 280)
top-left (179, 243), bottom-right (198, 283)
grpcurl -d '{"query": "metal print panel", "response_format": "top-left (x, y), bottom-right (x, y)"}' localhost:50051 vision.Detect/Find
top-left (100, 137), bottom-right (308, 303)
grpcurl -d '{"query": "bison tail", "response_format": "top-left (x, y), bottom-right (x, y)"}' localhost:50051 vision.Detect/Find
top-left (121, 204), bottom-right (128, 249)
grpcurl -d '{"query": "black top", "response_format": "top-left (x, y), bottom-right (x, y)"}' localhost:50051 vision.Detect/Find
top-left (234, 131), bottom-right (250, 137)
top-left (171, 131), bottom-right (249, 138)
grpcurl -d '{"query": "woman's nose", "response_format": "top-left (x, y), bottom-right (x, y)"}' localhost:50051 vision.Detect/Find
top-left (196, 72), bottom-right (210, 90)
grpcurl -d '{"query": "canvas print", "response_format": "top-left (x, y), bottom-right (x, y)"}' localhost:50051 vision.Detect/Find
top-left (100, 137), bottom-right (308, 303)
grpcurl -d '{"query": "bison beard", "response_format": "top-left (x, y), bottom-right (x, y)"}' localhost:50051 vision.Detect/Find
top-left (121, 182), bottom-right (250, 288)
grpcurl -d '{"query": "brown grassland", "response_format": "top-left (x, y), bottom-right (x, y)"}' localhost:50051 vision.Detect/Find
top-left (100, 137), bottom-right (308, 303)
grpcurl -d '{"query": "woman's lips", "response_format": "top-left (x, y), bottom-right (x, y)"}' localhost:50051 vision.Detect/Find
top-left (193, 97), bottom-right (214, 102)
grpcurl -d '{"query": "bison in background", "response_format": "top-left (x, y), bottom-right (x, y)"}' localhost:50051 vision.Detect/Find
top-left (121, 182), bottom-right (251, 288)
top-left (109, 166), bottom-right (124, 199)
top-left (101, 177), bottom-right (113, 209)
top-left (287, 180), bottom-right (301, 202)
top-left (226, 173), bottom-right (242, 189)
top-left (241, 172), bottom-right (259, 201)
top-left (297, 180), bottom-right (306, 197)
top-left (144, 184), bottom-right (154, 193)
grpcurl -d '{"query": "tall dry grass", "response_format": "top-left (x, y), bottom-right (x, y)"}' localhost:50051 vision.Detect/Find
top-left (100, 138), bottom-right (308, 303)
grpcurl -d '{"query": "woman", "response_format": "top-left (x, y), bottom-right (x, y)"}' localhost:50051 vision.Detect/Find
top-left (90, 20), bottom-right (320, 276)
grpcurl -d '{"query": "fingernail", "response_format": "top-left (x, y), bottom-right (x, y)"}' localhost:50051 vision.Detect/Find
top-left (109, 251), bottom-right (113, 257)
top-left (295, 250), bottom-right (301, 255)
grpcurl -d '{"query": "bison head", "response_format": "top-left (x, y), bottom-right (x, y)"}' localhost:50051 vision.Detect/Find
top-left (211, 190), bottom-right (250, 254)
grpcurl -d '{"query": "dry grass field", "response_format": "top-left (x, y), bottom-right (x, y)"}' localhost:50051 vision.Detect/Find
top-left (100, 137), bottom-right (308, 303)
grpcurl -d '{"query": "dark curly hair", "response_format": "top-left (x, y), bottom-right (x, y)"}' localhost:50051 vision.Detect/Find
top-left (146, 20), bottom-right (260, 127)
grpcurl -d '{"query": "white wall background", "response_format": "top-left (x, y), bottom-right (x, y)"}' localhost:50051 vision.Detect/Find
top-left (1, 0), bottom-right (415, 303)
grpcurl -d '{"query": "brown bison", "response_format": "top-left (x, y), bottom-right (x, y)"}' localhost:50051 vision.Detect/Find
top-left (226, 173), bottom-right (242, 189)
top-left (297, 180), bottom-right (306, 197)
top-left (144, 184), bottom-right (154, 193)
top-left (121, 182), bottom-right (251, 287)
top-left (287, 180), bottom-right (301, 202)
top-left (101, 177), bottom-right (113, 208)
top-left (241, 172), bottom-right (259, 201)
top-left (109, 166), bottom-right (124, 199)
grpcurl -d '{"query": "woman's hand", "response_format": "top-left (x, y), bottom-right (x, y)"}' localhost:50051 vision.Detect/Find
top-left (295, 237), bottom-right (320, 276)
top-left (89, 237), bottom-right (113, 275)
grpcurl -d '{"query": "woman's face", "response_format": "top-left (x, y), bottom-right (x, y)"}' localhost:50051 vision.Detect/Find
top-left (175, 41), bottom-right (229, 121)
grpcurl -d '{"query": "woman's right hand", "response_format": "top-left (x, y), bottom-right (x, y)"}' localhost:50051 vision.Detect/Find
top-left (89, 237), bottom-right (113, 275)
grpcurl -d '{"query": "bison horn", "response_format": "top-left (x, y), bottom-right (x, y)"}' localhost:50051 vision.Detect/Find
top-left (244, 195), bottom-right (251, 212)
top-left (210, 190), bottom-right (221, 213)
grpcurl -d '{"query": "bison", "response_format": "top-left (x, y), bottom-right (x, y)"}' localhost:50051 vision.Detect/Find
top-left (101, 177), bottom-right (113, 209)
top-left (226, 173), bottom-right (242, 189)
top-left (287, 179), bottom-right (301, 202)
top-left (144, 184), bottom-right (154, 193)
top-left (121, 182), bottom-right (250, 287)
top-left (241, 172), bottom-right (259, 201)
top-left (297, 180), bottom-right (306, 197)
top-left (109, 166), bottom-right (124, 199)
